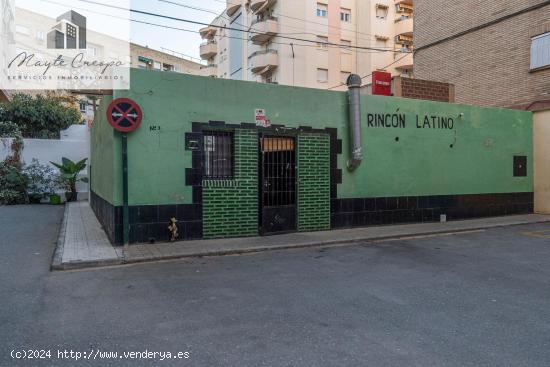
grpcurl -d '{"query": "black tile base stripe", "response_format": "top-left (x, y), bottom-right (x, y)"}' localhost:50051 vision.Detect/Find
top-left (91, 191), bottom-right (203, 246)
top-left (90, 191), bottom-right (120, 244)
top-left (330, 192), bottom-right (534, 229)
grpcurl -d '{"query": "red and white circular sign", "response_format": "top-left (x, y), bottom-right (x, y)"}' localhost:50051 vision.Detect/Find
top-left (106, 98), bottom-right (143, 133)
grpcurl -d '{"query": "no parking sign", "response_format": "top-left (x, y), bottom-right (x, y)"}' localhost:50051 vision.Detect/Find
top-left (105, 97), bottom-right (143, 245)
top-left (106, 98), bottom-right (143, 133)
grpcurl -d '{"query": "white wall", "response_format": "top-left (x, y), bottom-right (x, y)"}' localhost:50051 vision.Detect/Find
top-left (0, 125), bottom-right (90, 197)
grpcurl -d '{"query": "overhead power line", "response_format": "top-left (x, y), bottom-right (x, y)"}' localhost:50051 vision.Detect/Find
top-left (75, 0), bottom-right (410, 54)
top-left (416, 0), bottom-right (550, 52)
top-left (42, 0), bottom-right (388, 60)
top-left (327, 53), bottom-right (412, 90)
top-left (205, 0), bottom-right (383, 42)
top-left (159, 0), bottom-right (388, 45)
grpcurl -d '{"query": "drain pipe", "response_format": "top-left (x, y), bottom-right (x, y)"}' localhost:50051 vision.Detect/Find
top-left (346, 74), bottom-right (363, 171)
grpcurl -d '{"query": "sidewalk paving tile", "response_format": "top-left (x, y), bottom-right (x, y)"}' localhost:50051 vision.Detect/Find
top-left (53, 201), bottom-right (550, 270)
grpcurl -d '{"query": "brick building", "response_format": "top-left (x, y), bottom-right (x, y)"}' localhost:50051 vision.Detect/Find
top-left (413, 1), bottom-right (550, 214)
top-left (414, 0), bottom-right (550, 109)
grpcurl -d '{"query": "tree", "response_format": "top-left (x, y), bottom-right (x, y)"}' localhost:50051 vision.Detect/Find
top-left (0, 121), bottom-right (27, 205)
top-left (0, 93), bottom-right (82, 139)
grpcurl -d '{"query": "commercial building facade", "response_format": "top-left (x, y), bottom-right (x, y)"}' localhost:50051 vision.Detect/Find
top-left (90, 69), bottom-right (533, 244)
top-left (413, 0), bottom-right (550, 213)
top-left (199, 0), bottom-right (414, 90)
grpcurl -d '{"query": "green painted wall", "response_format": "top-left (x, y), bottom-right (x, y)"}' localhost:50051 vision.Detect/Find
top-left (91, 69), bottom-right (533, 206)
top-left (202, 129), bottom-right (258, 238)
top-left (90, 95), bottom-right (116, 203)
top-left (297, 133), bottom-right (331, 231)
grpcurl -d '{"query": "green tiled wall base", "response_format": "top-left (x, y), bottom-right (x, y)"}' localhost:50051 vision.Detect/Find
top-left (202, 129), bottom-right (259, 239)
top-left (297, 133), bottom-right (331, 231)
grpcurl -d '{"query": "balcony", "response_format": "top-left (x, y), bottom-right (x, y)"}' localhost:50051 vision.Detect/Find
top-left (199, 25), bottom-right (217, 40)
top-left (201, 64), bottom-right (218, 77)
top-left (394, 16), bottom-right (413, 37)
top-left (392, 53), bottom-right (414, 71)
top-left (200, 42), bottom-right (217, 60)
top-left (395, 0), bottom-right (413, 14)
top-left (250, 0), bottom-right (277, 14)
top-left (226, 1), bottom-right (241, 17)
top-left (250, 17), bottom-right (278, 45)
top-left (395, 33), bottom-right (413, 46)
top-left (249, 49), bottom-right (278, 74)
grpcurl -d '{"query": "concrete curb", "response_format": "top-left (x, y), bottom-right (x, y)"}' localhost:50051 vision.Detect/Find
top-left (50, 204), bottom-right (68, 271)
top-left (53, 216), bottom-right (550, 271)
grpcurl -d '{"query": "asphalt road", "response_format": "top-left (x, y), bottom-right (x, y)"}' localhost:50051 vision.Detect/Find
top-left (1, 205), bottom-right (550, 367)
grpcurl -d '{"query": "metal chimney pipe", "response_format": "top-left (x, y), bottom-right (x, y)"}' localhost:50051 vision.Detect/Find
top-left (346, 74), bottom-right (363, 171)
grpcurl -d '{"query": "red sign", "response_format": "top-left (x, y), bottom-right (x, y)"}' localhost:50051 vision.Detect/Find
top-left (106, 98), bottom-right (143, 133)
top-left (372, 71), bottom-right (392, 96)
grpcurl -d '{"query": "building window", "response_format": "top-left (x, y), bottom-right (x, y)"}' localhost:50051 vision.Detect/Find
top-left (87, 46), bottom-right (97, 56)
top-left (340, 8), bottom-right (351, 22)
top-left (376, 5), bottom-right (389, 19)
top-left (203, 131), bottom-right (234, 179)
top-left (163, 63), bottom-right (175, 72)
top-left (79, 102), bottom-right (87, 113)
top-left (530, 32), bottom-right (550, 70)
top-left (316, 3), bottom-right (328, 18)
top-left (153, 61), bottom-right (162, 70)
top-left (341, 71), bottom-right (351, 84)
top-left (341, 39), bottom-right (352, 53)
top-left (316, 35), bottom-right (328, 49)
top-left (36, 31), bottom-right (44, 42)
top-left (317, 68), bottom-right (328, 83)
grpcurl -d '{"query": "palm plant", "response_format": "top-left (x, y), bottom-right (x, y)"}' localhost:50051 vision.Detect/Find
top-left (50, 157), bottom-right (89, 202)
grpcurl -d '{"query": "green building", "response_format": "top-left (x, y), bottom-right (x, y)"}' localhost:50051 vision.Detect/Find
top-left (90, 69), bottom-right (533, 244)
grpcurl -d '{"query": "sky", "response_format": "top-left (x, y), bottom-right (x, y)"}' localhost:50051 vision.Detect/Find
top-left (130, 0), bottom-right (226, 63)
top-left (15, 0), bottom-right (226, 64)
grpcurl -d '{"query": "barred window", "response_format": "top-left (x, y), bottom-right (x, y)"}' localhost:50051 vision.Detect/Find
top-left (203, 131), bottom-right (234, 179)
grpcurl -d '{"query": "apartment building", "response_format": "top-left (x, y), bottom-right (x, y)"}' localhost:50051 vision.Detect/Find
top-left (199, 0), bottom-right (414, 90)
top-left (130, 43), bottom-right (202, 75)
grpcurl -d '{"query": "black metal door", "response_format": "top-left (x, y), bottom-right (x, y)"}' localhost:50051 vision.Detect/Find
top-left (259, 135), bottom-right (297, 235)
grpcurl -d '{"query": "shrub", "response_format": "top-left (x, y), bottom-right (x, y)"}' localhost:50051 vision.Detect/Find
top-left (23, 159), bottom-right (60, 202)
top-left (0, 120), bottom-right (26, 205)
top-left (0, 93), bottom-right (82, 139)
top-left (0, 121), bottom-right (20, 138)
top-left (0, 162), bottom-right (28, 205)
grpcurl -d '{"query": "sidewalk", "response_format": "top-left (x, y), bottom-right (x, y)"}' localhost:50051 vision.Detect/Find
top-left (52, 201), bottom-right (550, 270)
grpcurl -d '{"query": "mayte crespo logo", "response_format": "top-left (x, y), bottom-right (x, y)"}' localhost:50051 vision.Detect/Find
top-left (2, 1), bottom-right (131, 90)
top-left (47, 10), bottom-right (86, 49)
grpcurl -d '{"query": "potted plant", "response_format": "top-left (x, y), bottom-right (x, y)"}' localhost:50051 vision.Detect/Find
top-left (50, 157), bottom-right (89, 202)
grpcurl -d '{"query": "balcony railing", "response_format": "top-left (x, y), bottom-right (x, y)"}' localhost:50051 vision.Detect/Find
top-left (200, 42), bottom-right (217, 60)
top-left (394, 16), bottom-right (413, 36)
top-left (226, 0), bottom-right (241, 17)
top-left (393, 53), bottom-right (414, 71)
top-left (249, 49), bottom-right (278, 74)
top-left (201, 64), bottom-right (218, 77)
top-left (250, 16), bottom-right (278, 45)
top-left (199, 25), bottom-right (217, 40)
top-left (251, 0), bottom-right (277, 13)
